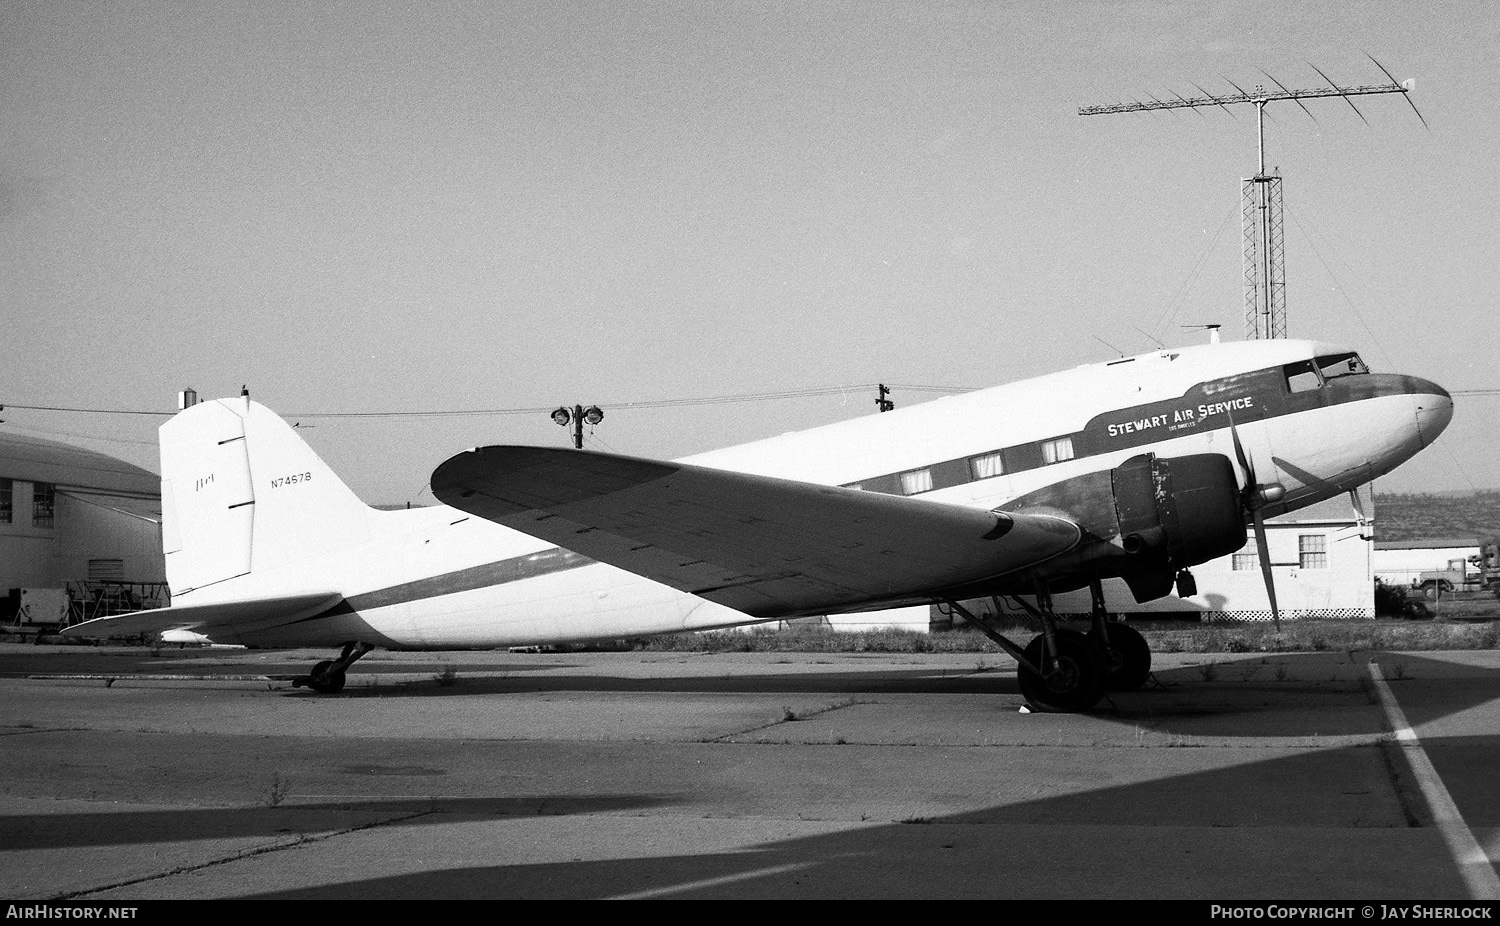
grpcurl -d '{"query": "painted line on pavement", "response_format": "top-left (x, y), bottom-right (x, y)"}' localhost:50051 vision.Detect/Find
top-left (1369, 660), bottom-right (1500, 900)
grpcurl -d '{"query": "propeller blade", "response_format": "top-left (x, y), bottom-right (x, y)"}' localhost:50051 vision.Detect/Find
top-left (1254, 509), bottom-right (1281, 631)
top-left (1227, 412), bottom-right (1254, 489)
top-left (1230, 410), bottom-right (1283, 629)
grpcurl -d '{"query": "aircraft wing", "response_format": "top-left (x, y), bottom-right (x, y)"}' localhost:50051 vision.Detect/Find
top-left (61, 592), bottom-right (343, 640)
top-left (431, 447), bottom-right (1080, 617)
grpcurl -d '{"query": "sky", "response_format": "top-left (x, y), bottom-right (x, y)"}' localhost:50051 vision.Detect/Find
top-left (3, 1), bottom-right (1498, 505)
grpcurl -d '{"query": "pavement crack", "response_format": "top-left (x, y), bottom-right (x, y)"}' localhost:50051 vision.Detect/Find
top-left (54, 807), bottom-right (439, 900)
top-left (707, 697), bottom-right (869, 742)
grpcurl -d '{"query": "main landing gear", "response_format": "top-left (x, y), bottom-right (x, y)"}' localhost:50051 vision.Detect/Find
top-left (946, 577), bottom-right (1152, 713)
top-left (291, 641), bottom-right (374, 694)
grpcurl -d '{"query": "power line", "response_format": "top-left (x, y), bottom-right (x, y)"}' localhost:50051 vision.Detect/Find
top-left (0, 383), bottom-right (979, 422)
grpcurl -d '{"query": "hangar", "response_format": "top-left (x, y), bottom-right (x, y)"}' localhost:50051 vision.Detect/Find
top-left (0, 432), bottom-right (165, 630)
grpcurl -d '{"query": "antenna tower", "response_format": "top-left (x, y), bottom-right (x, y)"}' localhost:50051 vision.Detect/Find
top-left (1080, 59), bottom-right (1421, 340)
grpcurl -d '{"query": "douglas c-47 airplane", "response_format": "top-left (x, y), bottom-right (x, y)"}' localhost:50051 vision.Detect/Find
top-left (66, 339), bottom-right (1452, 712)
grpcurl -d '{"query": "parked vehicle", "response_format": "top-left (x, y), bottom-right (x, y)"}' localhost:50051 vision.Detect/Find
top-left (1415, 539), bottom-right (1500, 599)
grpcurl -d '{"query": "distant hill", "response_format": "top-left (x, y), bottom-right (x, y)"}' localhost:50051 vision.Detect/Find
top-left (1374, 491), bottom-right (1500, 542)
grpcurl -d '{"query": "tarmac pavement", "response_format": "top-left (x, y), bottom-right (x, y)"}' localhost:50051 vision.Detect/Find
top-left (1, 643), bottom-right (1497, 900)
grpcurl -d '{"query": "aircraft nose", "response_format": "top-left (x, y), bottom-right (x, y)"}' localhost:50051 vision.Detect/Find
top-left (1410, 376), bottom-right (1453, 447)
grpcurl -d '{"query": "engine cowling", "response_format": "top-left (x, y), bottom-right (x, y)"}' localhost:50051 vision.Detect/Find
top-left (1113, 452), bottom-right (1245, 600)
top-left (995, 452), bottom-right (1247, 603)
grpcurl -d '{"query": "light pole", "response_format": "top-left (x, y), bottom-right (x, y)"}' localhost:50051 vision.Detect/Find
top-left (551, 404), bottom-right (604, 449)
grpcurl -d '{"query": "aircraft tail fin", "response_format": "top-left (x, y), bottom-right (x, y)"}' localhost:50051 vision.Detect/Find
top-left (159, 396), bottom-right (376, 599)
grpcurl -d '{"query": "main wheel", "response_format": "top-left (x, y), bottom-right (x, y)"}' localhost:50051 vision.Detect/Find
top-left (307, 660), bottom-right (346, 694)
top-left (1017, 629), bottom-right (1105, 712)
top-left (1096, 622), bottom-right (1151, 691)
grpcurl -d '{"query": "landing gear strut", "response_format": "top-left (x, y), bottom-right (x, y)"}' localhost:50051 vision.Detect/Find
top-left (292, 641), bottom-right (374, 694)
top-left (947, 581), bottom-right (1106, 713)
top-left (946, 577), bottom-right (1155, 712)
top-left (1084, 577), bottom-right (1151, 692)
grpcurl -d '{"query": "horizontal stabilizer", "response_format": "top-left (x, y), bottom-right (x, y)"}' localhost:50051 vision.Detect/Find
top-left (432, 446), bottom-right (1080, 617)
top-left (61, 592), bottom-right (343, 640)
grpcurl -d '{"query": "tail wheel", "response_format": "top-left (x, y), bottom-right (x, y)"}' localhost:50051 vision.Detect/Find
top-left (1097, 622), bottom-right (1151, 691)
top-left (1017, 629), bottom-right (1105, 713)
top-left (307, 660), bottom-right (346, 694)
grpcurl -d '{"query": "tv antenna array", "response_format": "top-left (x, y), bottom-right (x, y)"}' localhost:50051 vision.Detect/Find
top-left (1080, 57), bottom-right (1423, 341)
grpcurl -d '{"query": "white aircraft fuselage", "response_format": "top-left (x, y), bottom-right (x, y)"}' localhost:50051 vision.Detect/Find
top-left (103, 338), bottom-right (1448, 653)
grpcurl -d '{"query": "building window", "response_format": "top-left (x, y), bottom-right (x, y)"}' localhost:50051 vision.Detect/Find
top-left (969, 451), bottom-right (1004, 480)
top-left (1041, 436), bottom-right (1075, 464)
top-left (1299, 534), bottom-right (1327, 569)
top-left (898, 468), bottom-right (933, 495)
top-left (1232, 552), bottom-right (1259, 571)
top-left (0, 478), bottom-right (10, 524)
top-left (33, 482), bottom-right (54, 529)
top-left (88, 559), bottom-right (125, 582)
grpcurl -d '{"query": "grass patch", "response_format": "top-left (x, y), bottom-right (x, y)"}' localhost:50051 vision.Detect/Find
top-left (629, 618), bottom-right (1500, 656)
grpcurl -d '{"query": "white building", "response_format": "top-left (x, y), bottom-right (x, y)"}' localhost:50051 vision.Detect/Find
top-left (919, 493), bottom-right (1375, 628)
top-left (0, 432), bottom-right (164, 627)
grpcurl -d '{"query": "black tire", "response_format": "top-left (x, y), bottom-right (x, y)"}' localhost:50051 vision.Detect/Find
top-left (1096, 622), bottom-right (1151, 691)
top-left (1423, 582), bottom-right (1447, 601)
top-left (307, 660), bottom-right (346, 695)
top-left (1017, 629), bottom-right (1105, 713)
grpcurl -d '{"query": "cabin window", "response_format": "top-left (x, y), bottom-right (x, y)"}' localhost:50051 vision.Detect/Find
top-left (899, 468), bottom-right (933, 495)
top-left (1284, 361), bottom-right (1321, 393)
top-left (969, 451), bottom-right (1005, 480)
top-left (1232, 552), bottom-right (1259, 571)
top-left (32, 482), bottom-right (54, 529)
top-left (1299, 534), bottom-right (1327, 569)
top-left (1041, 436), bottom-right (1075, 464)
top-left (0, 478), bottom-right (10, 524)
top-left (1316, 353), bottom-right (1369, 380)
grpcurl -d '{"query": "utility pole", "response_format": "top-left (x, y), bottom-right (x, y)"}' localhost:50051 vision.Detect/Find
top-left (550, 404), bottom-right (604, 449)
top-left (875, 384), bottom-right (893, 413)
top-left (1080, 59), bottom-right (1421, 340)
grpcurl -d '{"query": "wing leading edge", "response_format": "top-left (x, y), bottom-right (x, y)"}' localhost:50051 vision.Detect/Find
top-left (432, 446), bottom-right (1080, 617)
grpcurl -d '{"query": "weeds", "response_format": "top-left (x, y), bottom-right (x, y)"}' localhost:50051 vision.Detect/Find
top-left (266, 773), bottom-right (287, 808)
top-left (628, 619), bottom-right (1500, 656)
top-left (433, 663), bottom-right (459, 687)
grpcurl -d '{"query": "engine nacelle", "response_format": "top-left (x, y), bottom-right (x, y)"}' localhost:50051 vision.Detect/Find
top-left (1113, 452), bottom-right (1245, 600)
top-left (996, 451), bottom-right (1247, 603)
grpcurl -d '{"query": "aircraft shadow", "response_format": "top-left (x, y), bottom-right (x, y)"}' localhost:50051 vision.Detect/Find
top-left (286, 652), bottom-right (1500, 739)
top-left (227, 738), bottom-right (1482, 900)
top-left (0, 795), bottom-right (675, 852)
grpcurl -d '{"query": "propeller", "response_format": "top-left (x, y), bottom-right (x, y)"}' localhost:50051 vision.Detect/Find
top-left (1227, 413), bottom-right (1287, 630)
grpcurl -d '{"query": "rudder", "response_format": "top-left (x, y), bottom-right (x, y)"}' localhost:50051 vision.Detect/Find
top-left (159, 396), bottom-right (375, 598)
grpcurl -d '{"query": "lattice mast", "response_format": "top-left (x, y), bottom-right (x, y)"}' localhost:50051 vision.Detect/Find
top-left (1079, 61), bottom-right (1420, 340)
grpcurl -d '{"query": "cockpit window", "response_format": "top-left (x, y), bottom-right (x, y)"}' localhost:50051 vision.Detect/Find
top-left (1316, 353), bottom-right (1369, 380)
top-left (1284, 360), bottom-right (1321, 393)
